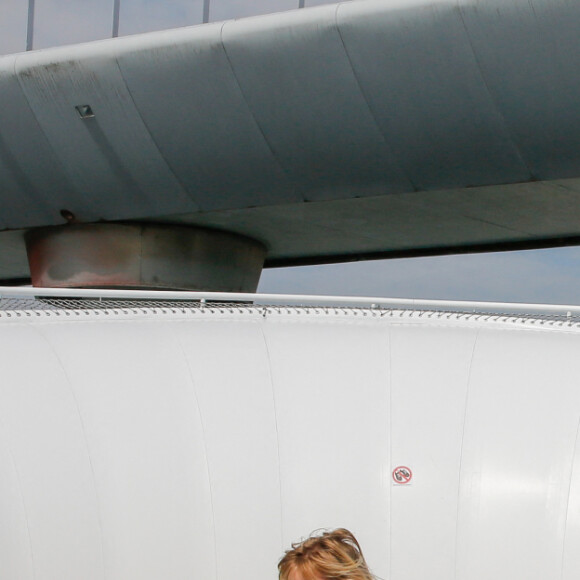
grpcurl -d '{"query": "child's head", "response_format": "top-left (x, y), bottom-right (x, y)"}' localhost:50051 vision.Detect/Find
top-left (278, 528), bottom-right (374, 580)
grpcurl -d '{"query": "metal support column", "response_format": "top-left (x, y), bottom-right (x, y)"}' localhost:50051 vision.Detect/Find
top-left (112, 0), bottom-right (121, 37)
top-left (26, 0), bottom-right (35, 51)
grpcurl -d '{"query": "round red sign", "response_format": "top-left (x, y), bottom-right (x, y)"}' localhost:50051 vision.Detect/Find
top-left (392, 466), bottom-right (413, 484)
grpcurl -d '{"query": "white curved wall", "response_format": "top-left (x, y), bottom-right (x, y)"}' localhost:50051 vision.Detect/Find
top-left (0, 306), bottom-right (579, 579)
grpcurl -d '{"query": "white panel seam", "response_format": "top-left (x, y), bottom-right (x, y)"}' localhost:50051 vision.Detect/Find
top-left (32, 325), bottom-right (107, 580)
top-left (387, 320), bottom-right (392, 579)
top-left (259, 321), bottom-right (284, 553)
top-left (170, 321), bottom-right (219, 580)
top-left (0, 406), bottom-right (36, 579)
top-left (560, 412), bottom-right (580, 580)
top-left (453, 327), bottom-right (480, 580)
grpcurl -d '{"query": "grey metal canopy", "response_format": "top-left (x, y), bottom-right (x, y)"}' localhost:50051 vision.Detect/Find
top-left (1, 0), bottom-right (580, 282)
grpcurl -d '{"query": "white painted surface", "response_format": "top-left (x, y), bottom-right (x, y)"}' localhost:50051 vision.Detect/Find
top-left (0, 305), bottom-right (579, 579)
top-left (389, 325), bottom-right (476, 580)
top-left (263, 318), bottom-right (390, 572)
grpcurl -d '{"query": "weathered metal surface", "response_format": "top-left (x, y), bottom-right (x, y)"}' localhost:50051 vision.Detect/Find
top-left (25, 223), bottom-right (266, 291)
top-left (2, 0), bottom-right (580, 280)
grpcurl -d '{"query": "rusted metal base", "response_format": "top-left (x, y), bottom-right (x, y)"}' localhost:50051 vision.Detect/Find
top-left (25, 223), bottom-right (266, 292)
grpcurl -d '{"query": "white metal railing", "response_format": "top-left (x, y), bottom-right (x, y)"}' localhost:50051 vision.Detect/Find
top-left (0, 285), bottom-right (578, 316)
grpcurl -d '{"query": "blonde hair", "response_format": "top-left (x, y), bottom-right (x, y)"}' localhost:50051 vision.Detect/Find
top-left (278, 528), bottom-right (375, 580)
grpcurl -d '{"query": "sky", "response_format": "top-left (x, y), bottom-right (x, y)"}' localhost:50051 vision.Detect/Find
top-left (3, 0), bottom-right (580, 305)
top-left (0, 0), bottom-right (309, 54)
top-left (258, 247), bottom-right (580, 305)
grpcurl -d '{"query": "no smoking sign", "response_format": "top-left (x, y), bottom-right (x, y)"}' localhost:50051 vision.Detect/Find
top-left (392, 466), bottom-right (413, 485)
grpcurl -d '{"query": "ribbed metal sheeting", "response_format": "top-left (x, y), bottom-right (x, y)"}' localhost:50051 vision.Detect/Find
top-left (0, 304), bottom-right (579, 580)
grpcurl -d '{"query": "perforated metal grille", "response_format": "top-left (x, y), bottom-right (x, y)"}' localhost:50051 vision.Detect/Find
top-left (0, 297), bottom-right (58, 311)
top-left (0, 297), bottom-right (250, 311)
top-left (0, 295), bottom-right (579, 329)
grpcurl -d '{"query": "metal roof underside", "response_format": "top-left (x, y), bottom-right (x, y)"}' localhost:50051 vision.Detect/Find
top-left (1, 0), bottom-right (580, 281)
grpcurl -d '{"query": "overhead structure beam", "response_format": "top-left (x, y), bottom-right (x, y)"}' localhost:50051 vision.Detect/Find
top-left (2, 0), bottom-right (580, 285)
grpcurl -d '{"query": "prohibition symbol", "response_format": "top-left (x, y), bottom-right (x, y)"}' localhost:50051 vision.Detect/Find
top-left (392, 466), bottom-right (413, 485)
